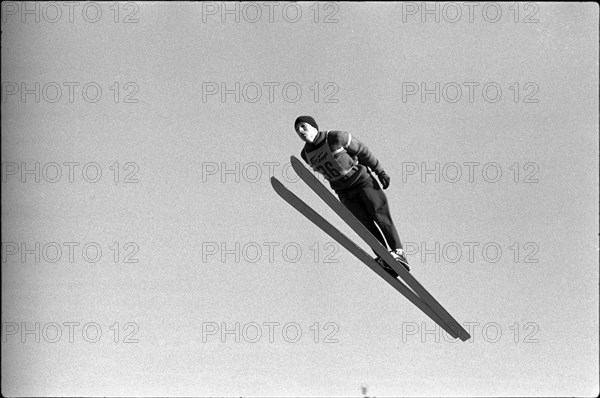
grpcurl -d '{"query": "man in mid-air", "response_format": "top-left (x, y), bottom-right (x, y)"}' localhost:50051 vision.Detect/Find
top-left (294, 115), bottom-right (410, 276)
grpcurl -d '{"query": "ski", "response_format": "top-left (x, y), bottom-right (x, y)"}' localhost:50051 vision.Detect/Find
top-left (271, 177), bottom-right (460, 339)
top-left (289, 155), bottom-right (471, 341)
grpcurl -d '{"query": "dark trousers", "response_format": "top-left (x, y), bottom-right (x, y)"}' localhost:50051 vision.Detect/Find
top-left (338, 177), bottom-right (403, 253)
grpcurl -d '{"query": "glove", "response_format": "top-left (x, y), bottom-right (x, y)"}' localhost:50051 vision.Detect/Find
top-left (377, 171), bottom-right (390, 189)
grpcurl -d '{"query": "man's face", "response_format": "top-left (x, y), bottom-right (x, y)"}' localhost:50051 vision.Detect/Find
top-left (295, 122), bottom-right (318, 143)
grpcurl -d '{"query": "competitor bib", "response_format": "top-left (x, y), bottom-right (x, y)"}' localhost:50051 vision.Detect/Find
top-left (305, 132), bottom-right (357, 181)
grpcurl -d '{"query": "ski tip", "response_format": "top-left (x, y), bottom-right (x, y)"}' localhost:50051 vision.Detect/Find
top-left (271, 177), bottom-right (286, 192)
top-left (290, 156), bottom-right (304, 175)
top-left (290, 155), bottom-right (301, 164)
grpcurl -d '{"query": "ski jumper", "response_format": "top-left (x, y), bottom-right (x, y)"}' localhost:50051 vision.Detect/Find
top-left (301, 130), bottom-right (403, 252)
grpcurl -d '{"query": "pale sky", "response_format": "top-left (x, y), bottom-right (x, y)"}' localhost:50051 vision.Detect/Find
top-left (1, 2), bottom-right (598, 397)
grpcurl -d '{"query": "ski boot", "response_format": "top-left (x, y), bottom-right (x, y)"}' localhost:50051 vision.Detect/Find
top-left (390, 249), bottom-right (411, 272)
top-left (375, 256), bottom-right (399, 278)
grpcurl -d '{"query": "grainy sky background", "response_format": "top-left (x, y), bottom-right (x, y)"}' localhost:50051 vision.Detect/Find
top-left (1, 2), bottom-right (598, 397)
